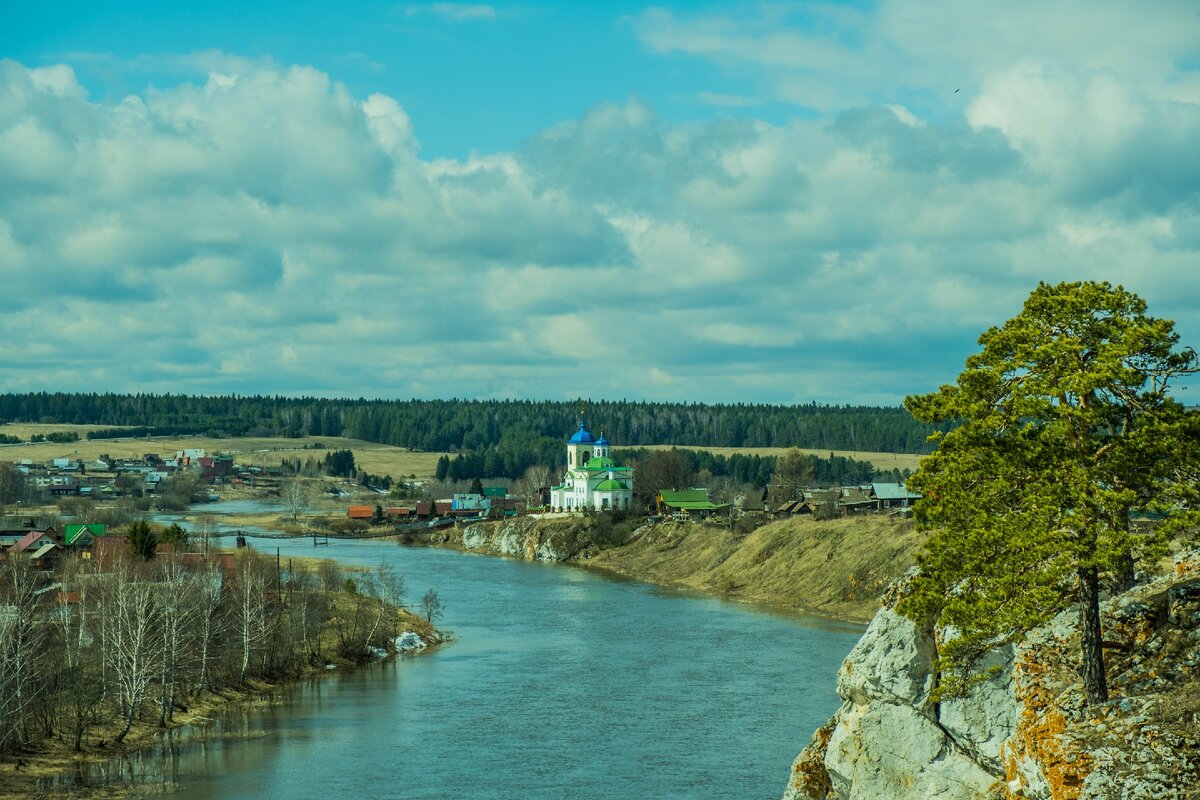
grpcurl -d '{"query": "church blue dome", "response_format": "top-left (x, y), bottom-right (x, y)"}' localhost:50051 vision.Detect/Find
top-left (595, 434), bottom-right (609, 446)
top-left (568, 419), bottom-right (596, 444)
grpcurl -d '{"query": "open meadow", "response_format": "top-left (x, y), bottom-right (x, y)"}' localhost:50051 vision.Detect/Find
top-left (617, 444), bottom-right (924, 474)
top-left (0, 425), bottom-right (447, 480)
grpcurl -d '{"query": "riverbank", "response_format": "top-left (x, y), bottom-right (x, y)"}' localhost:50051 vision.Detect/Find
top-left (586, 516), bottom-right (920, 623)
top-left (171, 501), bottom-right (919, 623)
top-left (0, 579), bottom-right (441, 800)
top-left (436, 514), bottom-right (920, 623)
top-left (2, 682), bottom-right (296, 800)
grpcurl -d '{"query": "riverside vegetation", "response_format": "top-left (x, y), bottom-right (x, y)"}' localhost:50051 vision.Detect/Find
top-left (0, 544), bottom-right (438, 799)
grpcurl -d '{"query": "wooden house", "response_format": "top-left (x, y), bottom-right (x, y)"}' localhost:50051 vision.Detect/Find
top-left (347, 505), bottom-right (374, 520)
top-left (658, 488), bottom-right (727, 519)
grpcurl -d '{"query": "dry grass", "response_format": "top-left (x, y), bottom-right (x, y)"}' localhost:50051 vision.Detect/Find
top-left (0, 434), bottom-right (448, 480)
top-left (617, 444), bottom-right (924, 473)
top-left (587, 514), bottom-right (922, 622)
top-left (0, 423), bottom-right (133, 439)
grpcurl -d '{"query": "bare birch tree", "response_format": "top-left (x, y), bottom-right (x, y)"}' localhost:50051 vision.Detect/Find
top-left (53, 560), bottom-right (106, 751)
top-left (0, 559), bottom-right (46, 751)
top-left (192, 560), bottom-right (225, 694)
top-left (98, 563), bottom-right (161, 744)
top-left (155, 558), bottom-right (198, 725)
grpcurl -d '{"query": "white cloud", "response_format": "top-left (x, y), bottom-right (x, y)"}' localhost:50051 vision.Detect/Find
top-left (4, 0), bottom-right (1200, 406)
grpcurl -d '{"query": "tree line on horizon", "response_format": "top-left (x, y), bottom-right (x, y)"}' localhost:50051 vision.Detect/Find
top-left (0, 393), bottom-right (949, 456)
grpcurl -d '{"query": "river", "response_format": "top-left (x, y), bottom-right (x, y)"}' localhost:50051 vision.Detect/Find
top-left (64, 535), bottom-right (862, 799)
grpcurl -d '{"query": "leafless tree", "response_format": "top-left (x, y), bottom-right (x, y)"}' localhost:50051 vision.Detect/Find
top-left (0, 558), bottom-right (46, 750)
top-left (232, 552), bottom-right (271, 682)
top-left (53, 560), bottom-right (106, 751)
top-left (284, 479), bottom-right (306, 523)
top-left (97, 562), bottom-right (161, 744)
top-left (193, 515), bottom-right (218, 555)
top-left (191, 560), bottom-right (225, 694)
top-left (0, 462), bottom-right (28, 515)
top-left (366, 563), bottom-right (405, 644)
top-left (513, 464), bottom-right (552, 508)
top-left (420, 589), bottom-right (443, 624)
top-left (155, 558), bottom-right (198, 726)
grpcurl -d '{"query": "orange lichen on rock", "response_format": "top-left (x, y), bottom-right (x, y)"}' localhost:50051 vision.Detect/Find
top-left (1002, 658), bottom-right (1092, 800)
top-left (787, 719), bottom-right (836, 799)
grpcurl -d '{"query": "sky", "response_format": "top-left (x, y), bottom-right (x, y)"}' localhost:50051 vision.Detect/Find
top-left (3, 1), bottom-right (1200, 406)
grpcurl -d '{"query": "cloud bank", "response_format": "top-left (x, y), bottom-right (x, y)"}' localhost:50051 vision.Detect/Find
top-left (3, 2), bottom-right (1199, 404)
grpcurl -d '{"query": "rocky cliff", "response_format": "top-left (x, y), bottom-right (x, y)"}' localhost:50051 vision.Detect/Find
top-left (783, 550), bottom-right (1200, 800)
top-left (458, 517), bottom-right (585, 562)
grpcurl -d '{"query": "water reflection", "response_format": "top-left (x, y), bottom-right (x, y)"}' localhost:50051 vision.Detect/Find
top-left (49, 540), bottom-right (862, 800)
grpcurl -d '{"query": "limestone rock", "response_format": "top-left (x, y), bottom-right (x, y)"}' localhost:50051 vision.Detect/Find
top-left (461, 525), bottom-right (489, 550)
top-left (939, 642), bottom-right (1017, 774)
top-left (824, 702), bottom-right (1000, 800)
top-left (837, 608), bottom-right (936, 708)
top-left (782, 550), bottom-right (1200, 800)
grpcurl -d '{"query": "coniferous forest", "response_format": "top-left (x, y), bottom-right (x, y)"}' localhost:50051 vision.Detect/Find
top-left (0, 393), bottom-right (946, 451)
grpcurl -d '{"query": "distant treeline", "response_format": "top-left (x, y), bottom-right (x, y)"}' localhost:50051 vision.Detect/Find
top-left (0, 392), bottom-right (945, 481)
top-left (433, 446), bottom-right (888, 487)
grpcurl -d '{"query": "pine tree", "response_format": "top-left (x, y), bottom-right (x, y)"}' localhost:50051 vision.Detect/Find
top-left (899, 281), bottom-right (1200, 705)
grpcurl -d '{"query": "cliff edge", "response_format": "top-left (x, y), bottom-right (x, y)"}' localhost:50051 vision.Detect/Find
top-left (783, 550), bottom-right (1200, 800)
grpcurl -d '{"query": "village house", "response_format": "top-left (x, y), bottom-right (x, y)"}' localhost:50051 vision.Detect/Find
top-left (657, 488), bottom-right (727, 519)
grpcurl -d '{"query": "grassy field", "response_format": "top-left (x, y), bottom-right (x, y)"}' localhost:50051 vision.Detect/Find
top-left (0, 431), bottom-right (447, 480)
top-left (616, 444), bottom-right (925, 473)
top-left (0, 422), bottom-right (135, 439)
top-left (0, 424), bottom-right (926, 479)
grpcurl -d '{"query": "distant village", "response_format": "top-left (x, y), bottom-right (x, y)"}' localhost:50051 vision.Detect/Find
top-left (1, 421), bottom-right (923, 568)
top-left (8, 448), bottom-right (275, 500)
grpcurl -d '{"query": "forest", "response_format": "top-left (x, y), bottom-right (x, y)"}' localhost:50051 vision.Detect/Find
top-left (0, 393), bottom-right (946, 477)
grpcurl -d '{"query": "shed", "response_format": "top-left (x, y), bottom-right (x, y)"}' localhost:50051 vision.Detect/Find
top-left (870, 482), bottom-right (922, 509)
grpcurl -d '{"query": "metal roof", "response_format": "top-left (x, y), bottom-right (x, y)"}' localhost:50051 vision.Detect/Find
top-left (871, 482), bottom-right (922, 501)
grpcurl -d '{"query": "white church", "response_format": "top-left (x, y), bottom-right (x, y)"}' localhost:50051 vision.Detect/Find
top-left (549, 417), bottom-right (635, 512)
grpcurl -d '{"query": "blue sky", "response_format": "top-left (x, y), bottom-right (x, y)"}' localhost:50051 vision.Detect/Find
top-left (3, 1), bottom-right (1200, 406)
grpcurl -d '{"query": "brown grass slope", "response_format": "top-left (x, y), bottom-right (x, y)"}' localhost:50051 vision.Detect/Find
top-left (587, 515), bottom-right (921, 622)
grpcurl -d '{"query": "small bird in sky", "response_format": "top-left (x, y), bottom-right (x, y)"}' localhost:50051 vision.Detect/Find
top-left (954, 88), bottom-right (960, 93)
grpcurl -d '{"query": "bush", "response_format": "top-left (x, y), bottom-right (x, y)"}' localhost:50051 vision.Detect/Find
top-left (318, 560), bottom-right (343, 592)
top-left (734, 515), bottom-right (762, 536)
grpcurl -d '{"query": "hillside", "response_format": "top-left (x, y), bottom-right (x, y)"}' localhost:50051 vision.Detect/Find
top-left (444, 514), bottom-right (921, 623)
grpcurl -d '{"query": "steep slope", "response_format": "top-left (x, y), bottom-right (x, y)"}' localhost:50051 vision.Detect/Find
top-left (450, 515), bottom-right (920, 622)
top-left (782, 550), bottom-right (1200, 800)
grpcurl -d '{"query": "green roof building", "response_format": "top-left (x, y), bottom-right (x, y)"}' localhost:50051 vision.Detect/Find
top-left (550, 416), bottom-right (635, 512)
top-left (64, 523), bottom-right (106, 547)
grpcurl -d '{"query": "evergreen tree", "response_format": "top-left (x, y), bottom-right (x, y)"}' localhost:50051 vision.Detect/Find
top-left (899, 281), bottom-right (1200, 706)
top-left (127, 519), bottom-right (159, 561)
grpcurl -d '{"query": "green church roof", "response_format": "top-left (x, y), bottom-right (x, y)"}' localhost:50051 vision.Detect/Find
top-left (584, 457), bottom-right (617, 470)
top-left (595, 479), bottom-right (626, 492)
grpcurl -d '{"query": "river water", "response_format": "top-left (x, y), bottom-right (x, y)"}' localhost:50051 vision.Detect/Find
top-left (68, 536), bottom-right (862, 799)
